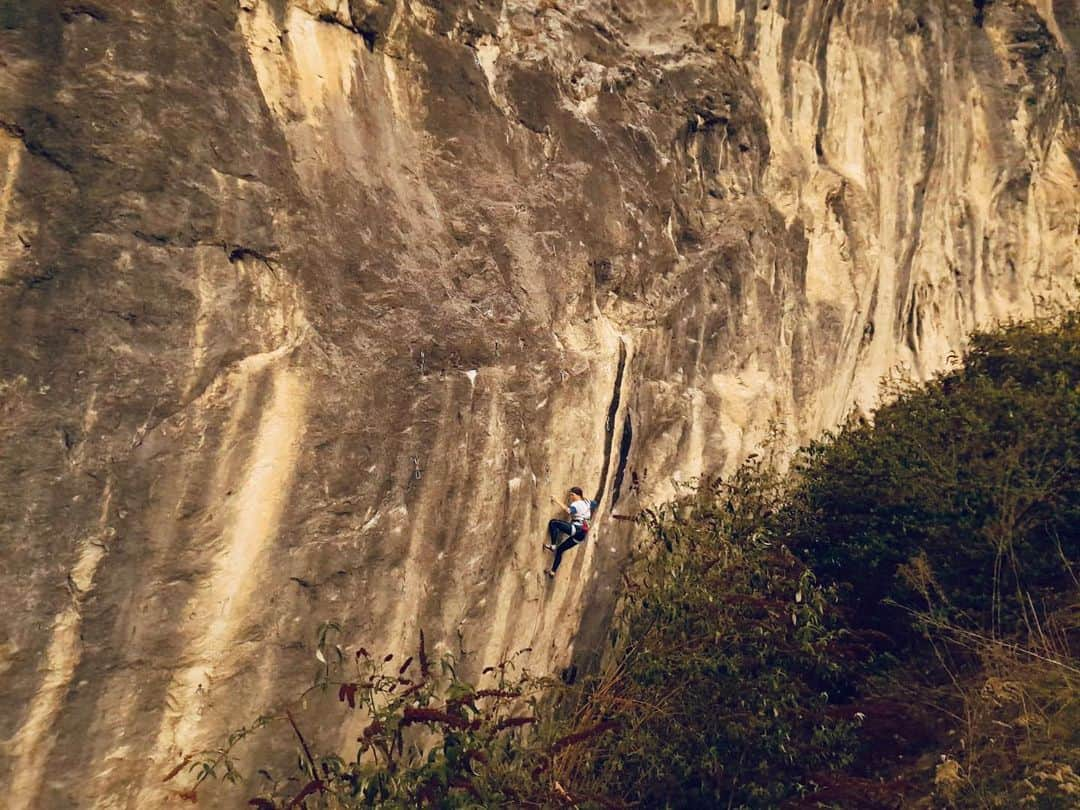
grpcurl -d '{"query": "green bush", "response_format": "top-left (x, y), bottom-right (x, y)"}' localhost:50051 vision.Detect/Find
top-left (562, 460), bottom-right (860, 808)
top-left (783, 313), bottom-right (1080, 639)
top-left (181, 630), bottom-right (597, 808)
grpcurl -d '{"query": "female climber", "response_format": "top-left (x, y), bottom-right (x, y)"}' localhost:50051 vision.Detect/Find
top-left (544, 487), bottom-right (595, 577)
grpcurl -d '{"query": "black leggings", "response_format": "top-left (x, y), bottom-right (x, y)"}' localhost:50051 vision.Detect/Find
top-left (548, 520), bottom-right (587, 572)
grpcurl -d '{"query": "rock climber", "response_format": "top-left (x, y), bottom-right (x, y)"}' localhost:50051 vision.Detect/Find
top-left (544, 487), bottom-right (596, 578)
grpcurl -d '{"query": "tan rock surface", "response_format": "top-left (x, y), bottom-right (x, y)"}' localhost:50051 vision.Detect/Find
top-left (0, 1), bottom-right (1075, 805)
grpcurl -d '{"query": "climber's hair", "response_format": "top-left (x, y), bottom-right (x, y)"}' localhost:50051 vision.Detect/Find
top-left (569, 487), bottom-right (584, 498)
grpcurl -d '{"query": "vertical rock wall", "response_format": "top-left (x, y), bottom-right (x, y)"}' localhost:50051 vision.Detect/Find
top-left (699, 0), bottom-right (1079, 424)
top-left (0, 1), bottom-right (1075, 806)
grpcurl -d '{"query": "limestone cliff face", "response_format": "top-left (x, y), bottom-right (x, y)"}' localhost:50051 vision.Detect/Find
top-left (0, 1), bottom-right (1075, 806)
top-left (699, 0), bottom-right (1079, 420)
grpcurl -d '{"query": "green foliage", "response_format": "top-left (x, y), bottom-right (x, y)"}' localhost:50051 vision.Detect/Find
top-left (775, 312), bottom-right (1080, 807)
top-left (784, 313), bottom-right (1080, 639)
top-left (560, 459), bottom-right (859, 808)
top-left (185, 630), bottom-right (615, 808)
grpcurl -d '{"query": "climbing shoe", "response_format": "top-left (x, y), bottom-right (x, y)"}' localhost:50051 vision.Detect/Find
top-left (543, 543), bottom-right (556, 551)
top-left (545, 568), bottom-right (555, 578)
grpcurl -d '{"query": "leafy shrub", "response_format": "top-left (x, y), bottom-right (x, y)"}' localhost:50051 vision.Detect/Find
top-left (777, 312), bottom-right (1080, 807)
top-left (181, 630), bottom-right (615, 808)
top-left (561, 460), bottom-right (860, 808)
top-left (783, 313), bottom-right (1080, 640)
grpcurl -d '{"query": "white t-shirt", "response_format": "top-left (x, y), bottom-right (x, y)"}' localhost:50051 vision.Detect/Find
top-left (568, 498), bottom-right (592, 525)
